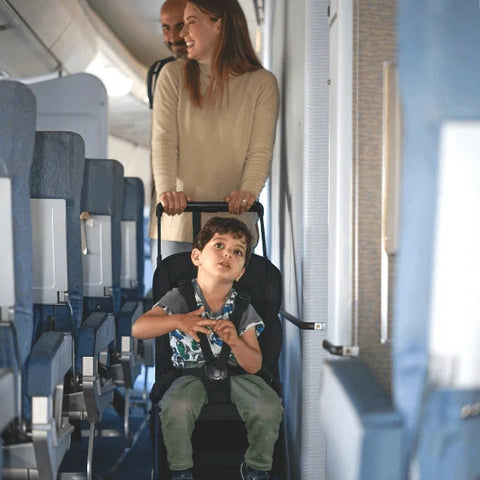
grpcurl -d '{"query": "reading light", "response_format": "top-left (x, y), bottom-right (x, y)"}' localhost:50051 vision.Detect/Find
top-left (86, 51), bottom-right (132, 97)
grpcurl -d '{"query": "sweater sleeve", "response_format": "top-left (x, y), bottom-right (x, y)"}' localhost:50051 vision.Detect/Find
top-left (151, 61), bottom-right (181, 200)
top-left (240, 71), bottom-right (280, 197)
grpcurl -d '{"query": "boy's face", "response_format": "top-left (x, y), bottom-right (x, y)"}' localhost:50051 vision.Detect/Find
top-left (191, 232), bottom-right (247, 283)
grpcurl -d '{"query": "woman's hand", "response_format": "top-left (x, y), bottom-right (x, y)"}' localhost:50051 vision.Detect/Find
top-left (159, 190), bottom-right (192, 216)
top-left (224, 190), bottom-right (256, 214)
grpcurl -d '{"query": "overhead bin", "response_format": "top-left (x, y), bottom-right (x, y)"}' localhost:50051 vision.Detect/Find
top-left (0, 0), bottom-right (96, 79)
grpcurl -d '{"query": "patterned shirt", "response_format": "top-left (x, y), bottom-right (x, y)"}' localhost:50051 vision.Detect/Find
top-left (155, 280), bottom-right (264, 369)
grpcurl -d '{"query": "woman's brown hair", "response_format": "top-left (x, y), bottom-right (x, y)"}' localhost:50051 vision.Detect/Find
top-left (184, 0), bottom-right (262, 107)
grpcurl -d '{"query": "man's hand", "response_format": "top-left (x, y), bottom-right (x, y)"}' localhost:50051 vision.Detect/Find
top-left (159, 190), bottom-right (192, 216)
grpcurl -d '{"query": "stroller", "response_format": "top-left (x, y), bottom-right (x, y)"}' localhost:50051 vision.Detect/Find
top-left (149, 202), bottom-right (286, 480)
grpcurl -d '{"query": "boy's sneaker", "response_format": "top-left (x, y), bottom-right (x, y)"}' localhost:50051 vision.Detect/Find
top-left (171, 469), bottom-right (193, 480)
top-left (240, 461), bottom-right (270, 480)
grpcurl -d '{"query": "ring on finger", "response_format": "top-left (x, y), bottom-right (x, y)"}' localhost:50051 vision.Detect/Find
top-left (241, 199), bottom-right (247, 204)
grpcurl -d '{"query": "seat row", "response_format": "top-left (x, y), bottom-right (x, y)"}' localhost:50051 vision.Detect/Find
top-left (0, 79), bottom-right (151, 480)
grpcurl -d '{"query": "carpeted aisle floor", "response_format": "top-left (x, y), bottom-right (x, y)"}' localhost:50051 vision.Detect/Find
top-left (59, 368), bottom-right (154, 479)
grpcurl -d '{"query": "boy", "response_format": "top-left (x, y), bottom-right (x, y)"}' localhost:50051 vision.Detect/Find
top-left (132, 217), bottom-right (283, 480)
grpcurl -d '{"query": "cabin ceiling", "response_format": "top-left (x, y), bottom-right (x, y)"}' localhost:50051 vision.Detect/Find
top-left (88, 0), bottom-right (174, 149)
top-left (86, 0), bottom-right (261, 69)
top-left (86, 0), bottom-right (171, 68)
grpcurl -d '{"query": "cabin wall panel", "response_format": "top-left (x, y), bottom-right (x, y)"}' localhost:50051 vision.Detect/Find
top-left (265, 0), bottom-right (306, 478)
top-left (266, 0), bottom-right (329, 478)
top-left (353, 0), bottom-right (396, 393)
top-left (302, 0), bottom-right (329, 478)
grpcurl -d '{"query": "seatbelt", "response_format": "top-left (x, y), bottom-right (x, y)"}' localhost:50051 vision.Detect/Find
top-left (178, 281), bottom-right (249, 404)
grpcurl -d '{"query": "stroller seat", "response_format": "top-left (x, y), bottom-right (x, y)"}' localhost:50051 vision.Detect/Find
top-left (149, 202), bottom-right (285, 480)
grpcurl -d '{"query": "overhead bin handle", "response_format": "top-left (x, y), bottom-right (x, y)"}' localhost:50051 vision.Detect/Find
top-left (322, 339), bottom-right (359, 356)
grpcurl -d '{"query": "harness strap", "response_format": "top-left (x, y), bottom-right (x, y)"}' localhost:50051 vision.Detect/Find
top-left (181, 365), bottom-right (245, 379)
top-left (177, 281), bottom-right (249, 364)
top-left (177, 281), bottom-right (250, 404)
top-left (198, 331), bottom-right (216, 364)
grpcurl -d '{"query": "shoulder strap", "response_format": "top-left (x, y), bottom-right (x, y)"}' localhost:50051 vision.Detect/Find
top-left (177, 281), bottom-right (215, 363)
top-left (213, 291), bottom-right (251, 365)
top-left (147, 56), bottom-right (175, 109)
top-left (177, 280), bottom-right (197, 312)
top-left (230, 291), bottom-right (250, 331)
top-left (176, 285), bottom-right (251, 365)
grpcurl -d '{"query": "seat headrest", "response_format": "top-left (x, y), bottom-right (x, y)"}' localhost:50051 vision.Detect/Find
top-left (81, 158), bottom-right (124, 215)
top-left (122, 177), bottom-right (144, 221)
top-left (31, 131), bottom-right (85, 201)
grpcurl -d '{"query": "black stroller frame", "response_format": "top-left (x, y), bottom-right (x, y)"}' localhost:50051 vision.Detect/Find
top-left (150, 201), bottom-right (286, 479)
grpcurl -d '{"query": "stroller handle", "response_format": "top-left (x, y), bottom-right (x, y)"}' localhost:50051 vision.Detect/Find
top-left (156, 201), bottom-right (264, 217)
top-left (156, 201), bottom-right (267, 262)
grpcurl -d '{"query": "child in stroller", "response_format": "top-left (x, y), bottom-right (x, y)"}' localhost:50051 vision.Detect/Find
top-left (133, 216), bottom-right (283, 480)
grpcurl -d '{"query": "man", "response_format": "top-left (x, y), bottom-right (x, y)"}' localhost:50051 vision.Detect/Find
top-left (147, 0), bottom-right (187, 109)
top-left (148, 0), bottom-right (187, 268)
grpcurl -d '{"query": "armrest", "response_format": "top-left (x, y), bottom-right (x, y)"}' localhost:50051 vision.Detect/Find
top-left (66, 313), bottom-right (115, 422)
top-left (0, 368), bottom-right (15, 431)
top-left (26, 332), bottom-right (72, 396)
top-left (325, 358), bottom-right (400, 421)
top-left (77, 312), bottom-right (115, 356)
top-left (23, 333), bottom-right (75, 480)
top-left (118, 301), bottom-right (142, 337)
top-left (111, 301), bottom-right (143, 387)
top-left (320, 358), bottom-right (404, 480)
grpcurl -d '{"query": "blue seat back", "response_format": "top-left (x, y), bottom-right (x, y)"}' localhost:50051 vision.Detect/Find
top-left (0, 80), bottom-right (35, 369)
top-left (320, 358), bottom-right (404, 480)
top-left (30, 131), bottom-right (86, 341)
top-left (121, 177), bottom-right (145, 300)
top-left (81, 158), bottom-right (124, 315)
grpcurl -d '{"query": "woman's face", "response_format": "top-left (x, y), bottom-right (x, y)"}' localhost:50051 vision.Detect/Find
top-left (180, 3), bottom-right (221, 61)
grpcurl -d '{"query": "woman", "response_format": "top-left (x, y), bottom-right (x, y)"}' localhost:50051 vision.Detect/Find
top-left (151, 0), bottom-right (279, 256)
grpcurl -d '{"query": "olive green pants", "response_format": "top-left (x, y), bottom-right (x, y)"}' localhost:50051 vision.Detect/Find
top-left (159, 374), bottom-right (283, 472)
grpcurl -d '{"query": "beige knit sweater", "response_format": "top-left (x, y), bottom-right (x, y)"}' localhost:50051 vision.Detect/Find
top-left (150, 59), bottom-right (279, 242)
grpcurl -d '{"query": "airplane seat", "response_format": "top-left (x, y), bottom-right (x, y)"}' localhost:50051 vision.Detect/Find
top-left (120, 177), bottom-right (145, 302)
top-left (0, 79), bottom-right (35, 479)
top-left (0, 80), bottom-right (36, 379)
top-left (319, 358), bottom-right (404, 480)
top-left (81, 159), bottom-right (144, 441)
top-left (116, 177), bottom-right (155, 406)
top-left (1, 81), bottom-right (74, 480)
top-left (81, 158), bottom-right (124, 319)
top-left (29, 131), bottom-right (118, 479)
top-left (30, 132), bottom-right (86, 342)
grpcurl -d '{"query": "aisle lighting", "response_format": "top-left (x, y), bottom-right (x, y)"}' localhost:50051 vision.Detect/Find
top-left (86, 51), bottom-right (132, 97)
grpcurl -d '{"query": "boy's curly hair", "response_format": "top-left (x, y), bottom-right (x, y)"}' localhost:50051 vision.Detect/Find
top-left (193, 217), bottom-right (253, 263)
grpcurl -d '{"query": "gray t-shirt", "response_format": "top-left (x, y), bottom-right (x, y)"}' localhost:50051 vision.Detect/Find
top-left (155, 279), bottom-right (264, 369)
